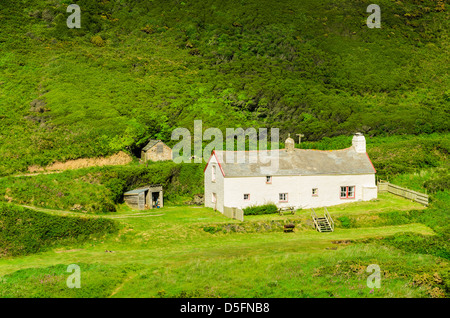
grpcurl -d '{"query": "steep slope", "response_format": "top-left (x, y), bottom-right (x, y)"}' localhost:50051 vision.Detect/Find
top-left (0, 0), bottom-right (448, 175)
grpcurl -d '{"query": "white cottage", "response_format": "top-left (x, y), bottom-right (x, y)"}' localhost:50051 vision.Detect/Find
top-left (204, 133), bottom-right (377, 213)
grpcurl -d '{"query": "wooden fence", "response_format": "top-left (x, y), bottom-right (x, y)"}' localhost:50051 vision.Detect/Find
top-left (223, 206), bottom-right (244, 221)
top-left (377, 181), bottom-right (429, 206)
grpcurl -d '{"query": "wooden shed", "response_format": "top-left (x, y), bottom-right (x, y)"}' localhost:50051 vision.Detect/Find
top-left (123, 185), bottom-right (164, 210)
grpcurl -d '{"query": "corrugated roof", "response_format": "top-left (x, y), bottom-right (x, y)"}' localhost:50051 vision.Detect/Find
top-left (124, 185), bottom-right (163, 195)
top-left (212, 147), bottom-right (376, 177)
top-left (124, 188), bottom-right (148, 195)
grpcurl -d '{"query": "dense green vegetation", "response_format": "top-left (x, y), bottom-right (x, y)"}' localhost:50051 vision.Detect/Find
top-left (0, 203), bottom-right (119, 257)
top-left (0, 161), bottom-right (204, 212)
top-left (0, 0), bottom-right (449, 175)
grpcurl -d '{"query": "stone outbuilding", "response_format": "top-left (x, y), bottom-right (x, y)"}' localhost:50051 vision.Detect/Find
top-left (141, 140), bottom-right (172, 162)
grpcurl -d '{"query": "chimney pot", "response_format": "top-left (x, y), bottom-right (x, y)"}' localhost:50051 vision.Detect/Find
top-left (352, 132), bottom-right (366, 153)
top-left (285, 135), bottom-right (295, 152)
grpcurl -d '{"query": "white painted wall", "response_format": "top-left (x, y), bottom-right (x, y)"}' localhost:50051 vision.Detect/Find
top-left (204, 154), bottom-right (225, 213)
top-left (221, 174), bottom-right (377, 210)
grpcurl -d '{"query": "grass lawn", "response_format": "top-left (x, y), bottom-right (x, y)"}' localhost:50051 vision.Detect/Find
top-left (0, 193), bottom-right (446, 298)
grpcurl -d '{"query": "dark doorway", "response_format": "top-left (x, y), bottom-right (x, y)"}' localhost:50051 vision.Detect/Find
top-left (152, 192), bottom-right (160, 208)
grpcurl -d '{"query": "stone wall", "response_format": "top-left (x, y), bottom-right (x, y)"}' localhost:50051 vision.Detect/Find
top-left (143, 142), bottom-right (172, 162)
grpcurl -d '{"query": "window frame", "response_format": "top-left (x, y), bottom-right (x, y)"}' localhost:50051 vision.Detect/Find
top-left (243, 193), bottom-right (250, 201)
top-left (340, 186), bottom-right (356, 199)
top-left (279, 193), bottom-right (288, 203)
top-left (312, 188), bottom-right (318, 197)
top-left (211, 165), bottom-right (216, 182)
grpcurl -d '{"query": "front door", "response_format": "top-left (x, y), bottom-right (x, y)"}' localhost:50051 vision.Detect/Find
top-left (212, 193), bottom-right (217, 210)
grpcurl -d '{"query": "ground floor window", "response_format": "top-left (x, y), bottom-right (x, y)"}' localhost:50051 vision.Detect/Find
top-left (312, 188), bottom-right (318, 196)
top-left (279, 193), bottom-right (288, 202)
top-left (340, 186), bottom-right (355, 199)
top-left (212, 192), bottom-right (217, 203)
top-left (244, 193), bottom-right (250, 201)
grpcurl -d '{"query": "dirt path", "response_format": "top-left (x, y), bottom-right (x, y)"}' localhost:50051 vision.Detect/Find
top-left (18, 204), bottom-right (164, 219)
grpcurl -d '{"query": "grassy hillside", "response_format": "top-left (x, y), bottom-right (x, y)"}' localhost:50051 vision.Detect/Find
top-left (0, 0), bottom-right (449, 175)
top-left (0, 203), bottom-right (119, 257)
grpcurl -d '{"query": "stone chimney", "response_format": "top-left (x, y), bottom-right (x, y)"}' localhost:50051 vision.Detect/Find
top-left (285, 134), bottom-right (295, 152)
top-left (352, 132), bottom-right (366, 153)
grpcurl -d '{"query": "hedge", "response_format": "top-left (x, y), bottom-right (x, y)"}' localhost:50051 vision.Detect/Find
top-left (243, 204), bottom-right (278, 215)
top-left (0, 203), bottom-right (120, 257)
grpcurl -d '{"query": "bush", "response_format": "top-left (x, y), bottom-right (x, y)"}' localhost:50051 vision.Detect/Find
top-left (90, 35), bottom-right (105, 47)
top-left (243, 204), bottom-right (278, 215)
top-left (104, 178), bottom-right (127, 204)
top-left (203, 226), bottom-right (219, 234)
top-left (337, 216), bottom-right (355, 228)
top-left (424, 174), bottom-right (450, 193)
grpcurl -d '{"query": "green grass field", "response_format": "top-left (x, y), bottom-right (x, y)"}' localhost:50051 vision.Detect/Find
top-left (0, 0), bottom-right (448, 299)
top-left (1, 192), bottom-right (448, 298)
top-left (0, 0), bottom-right (449, 176)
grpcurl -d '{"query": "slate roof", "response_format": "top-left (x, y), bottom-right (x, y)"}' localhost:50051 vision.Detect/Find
top-left (142, 140), bottom-right (161, 151)
top-left (211, 147), bottom-right (376, 177)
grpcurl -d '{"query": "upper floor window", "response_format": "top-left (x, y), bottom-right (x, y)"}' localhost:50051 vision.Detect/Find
top-left (212, 165), bottom-right (216, 182)
top-left (340, 186), bottom-right (355, 199)
top-left (312, 188), bottom-right (318, 196)
top-left (266, 176), bottom-right (272, 184)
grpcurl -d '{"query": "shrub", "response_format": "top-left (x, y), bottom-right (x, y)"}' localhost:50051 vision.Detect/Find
top-left (337, 216), bottom-right (355, 228)
top-left (243, 204), bottom-right (278, 215)
top-left (104, 178), bottom-right (127, 204)
top-left (91, 35), bottom-right (105, 47)
top-left (424, 174), bottom-right (450, 193)
top-left (202, 226), bottom-right (219, 234)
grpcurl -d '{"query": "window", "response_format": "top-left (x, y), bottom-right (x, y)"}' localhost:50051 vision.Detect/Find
top-left (212, 165), bottom-right (216, 182)
top-left (279, 193), bottom-right (288, 202)
top-left (266, 176), bottom-right (272, 184)
top-left (212, 193), bottom-right (217, 203)
top-left (340, 186), bottom-right (355, 199)
top-left (244, 194), bottom-right (250, 201)
top-left (312, 188), bottom-right (318, 196)
top-left (156, 144), bottom-right (164, 153)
